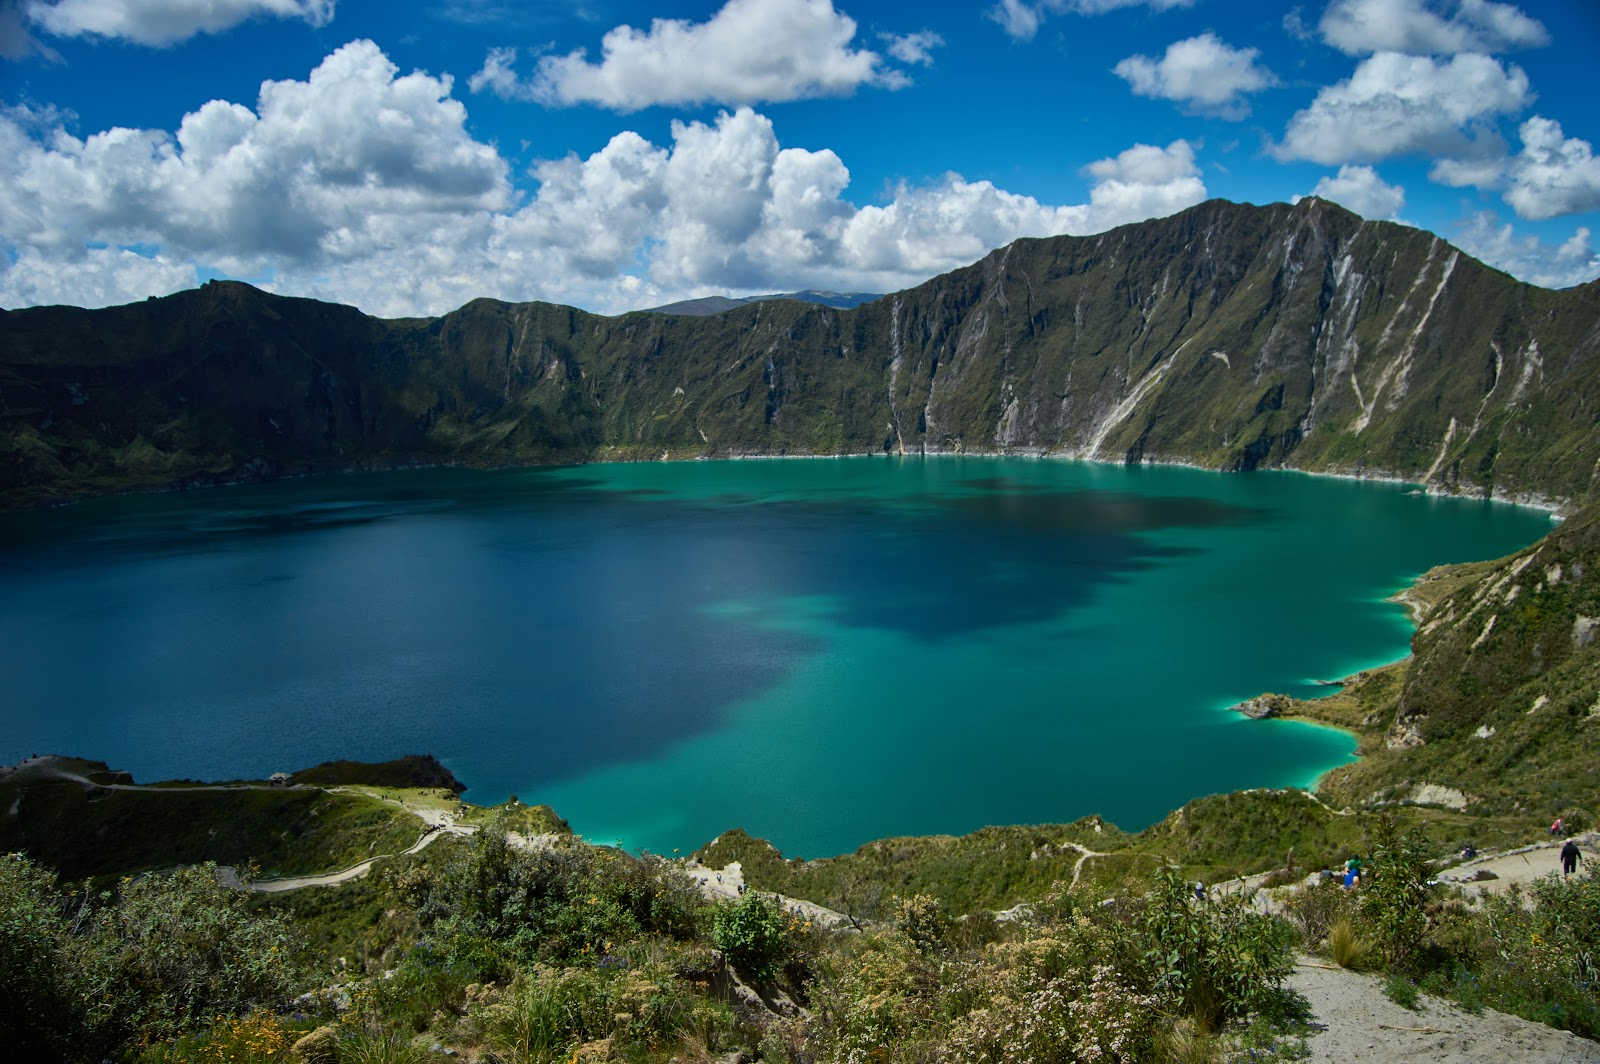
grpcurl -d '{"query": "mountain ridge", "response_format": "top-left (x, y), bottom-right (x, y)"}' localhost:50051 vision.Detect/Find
top-left (3, 197), bottom-right (1598, 508)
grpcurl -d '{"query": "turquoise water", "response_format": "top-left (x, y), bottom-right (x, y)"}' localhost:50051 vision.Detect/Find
top-left (0, 457), bottom-right (1555, 857)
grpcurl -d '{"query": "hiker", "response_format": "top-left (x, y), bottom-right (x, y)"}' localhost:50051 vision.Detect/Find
top-left (1561, 839), bottom-right (1582, 877)
top-left (1193, 881), bottom-right (1207, 902)
top-left (1460, 844), bottom-right (1477, 860)
top-left (1551, 817), bottom-right (1563, 836)
top-left (1344, 856), bottom-right (1363, 888)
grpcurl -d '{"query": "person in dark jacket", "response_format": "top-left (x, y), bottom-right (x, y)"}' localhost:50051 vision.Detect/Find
top-left (1561, 839), bottom-right (1582, 877)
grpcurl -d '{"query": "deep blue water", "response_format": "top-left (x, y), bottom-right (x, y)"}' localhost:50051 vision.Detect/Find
top-left (0, 458), bottom-right (1556, 856)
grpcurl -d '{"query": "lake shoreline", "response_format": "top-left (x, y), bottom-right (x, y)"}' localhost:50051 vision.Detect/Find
top-left (4, 455), bottom-right (1554, 858)
top-left (4, 443), bottom-right (1576, 518)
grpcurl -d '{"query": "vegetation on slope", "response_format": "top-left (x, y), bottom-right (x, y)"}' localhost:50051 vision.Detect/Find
top-left (6, 198), bottom-right (1600, 507)
top-left (1265, 498), bottom-right (1600, 828)
top-left (0, 757), bottom-right (420, 881)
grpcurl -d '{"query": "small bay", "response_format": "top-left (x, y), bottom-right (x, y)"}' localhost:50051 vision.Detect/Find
top-left (0, 457), bottom-right (1555, 857)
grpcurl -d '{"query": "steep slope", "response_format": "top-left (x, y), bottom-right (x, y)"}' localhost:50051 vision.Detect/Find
top-left (3, 197), bottom-right (1599, 507)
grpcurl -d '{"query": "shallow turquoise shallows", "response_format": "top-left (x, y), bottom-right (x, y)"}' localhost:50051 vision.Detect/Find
top-left (0, 458), bottom-right (1556, 857)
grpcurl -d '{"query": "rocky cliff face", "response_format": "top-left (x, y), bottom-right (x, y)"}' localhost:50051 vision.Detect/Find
top-left (4, 197), bottom-right (1599, 506)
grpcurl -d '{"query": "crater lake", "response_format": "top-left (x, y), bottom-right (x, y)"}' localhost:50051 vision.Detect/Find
top-left (0, 457), bottom-right (1557, 857)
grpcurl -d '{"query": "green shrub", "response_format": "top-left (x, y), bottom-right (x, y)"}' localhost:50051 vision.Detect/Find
top-left (338, 1028), bottom-right (431, 1064)
top-left (1383, 974), bottom-right (1421, 1010)
top-left (1470, 871), bottom-right (1600, 1038)
top-left (712, 892), bottom-right (789, 979)
top-left (0, 853), bottom-right (84, 1060)
top-left (0, 854), bottom-right (304, 1062)
top-left (85, 864), bottom-right (302, 1045)
top-left (1133, 869), bottom-right (1298, 1027)
top-left (944, 961), bottom-right (1160, 1063)
top-left (1359, 821), bottom-right (1432, 972)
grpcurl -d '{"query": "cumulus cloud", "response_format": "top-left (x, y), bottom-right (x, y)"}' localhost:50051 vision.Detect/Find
top-left (988, 0), bottom-right (1192, 42)
top-left (1, 41), bottom-right (1209, 316)
top-left (1319, 0), bottom-right (1548, 56)
top-left (1430, 117), bottom-right (1600, 222)
top-left (1503, 118), bottom-right (1600, 220)
top-left (471, 0), bottom-right (908, 111)
top-left (1300, 165), bottom-right (1405, 220)
top-left (1113, 33), bottom-right (1275, 119)
top-left (1274, 52), bottom-right (1529, 165)
top-left (26, 0), bottom-right (333, 46)
top-left (1, 41), bottom-right (510, 309)
top-left (1452, 212), bottom-right (1600, 290)
top-left (0, 246), bottom-right (196, 308)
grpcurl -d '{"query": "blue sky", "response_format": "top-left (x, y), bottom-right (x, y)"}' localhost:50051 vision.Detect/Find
top-left (3, 0), bottom-right (1599, 316)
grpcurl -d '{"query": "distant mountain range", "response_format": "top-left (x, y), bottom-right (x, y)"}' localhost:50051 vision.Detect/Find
top-left (643, 290), bottom-right (882, 315)
top-left (6, 197), bottom-right (1597, 509)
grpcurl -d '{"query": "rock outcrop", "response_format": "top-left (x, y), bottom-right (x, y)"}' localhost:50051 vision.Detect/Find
top-left (1230, 694), bottom-right (1292, 720)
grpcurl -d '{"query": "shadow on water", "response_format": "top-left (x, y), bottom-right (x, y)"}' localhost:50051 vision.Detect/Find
top-left (0, 466), bottom-right (1266, 789)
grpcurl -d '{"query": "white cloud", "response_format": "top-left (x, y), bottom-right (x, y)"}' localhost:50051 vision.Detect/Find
top-left (987, 0), bottom-right (1192, 42)
top-left (883, 29), bottom-right (941, 67)
top-left (1, 41), bottom-right (510, 307)
top-left (1430, 117), bottom-right (1600, 222)
top-left (1452, 212), bottom-right (1600, 289)
top-left (1319, 0), bottom-right (1548, 57)
top-left (0, 41), bottom-right (1209, 316)
top-left (988, 0), bottom-right (1041, 39)
top-left (1503, 118), bottom-right (1600, 221)
top-left (0, 246), bottom-right (197, 308)
top-left (26, 0), bottom-right (333, 46)
top-left (1428, 154), bottom-right (1507, 188)
top-left (471, 0), bottom-right (908, 111)
top-left (1301, 165), bottom-right (1405, 220)
top-left (1113, 33), bottom-right (1275, 119)
top-left (1275, 52), bottom-right (1529, 165)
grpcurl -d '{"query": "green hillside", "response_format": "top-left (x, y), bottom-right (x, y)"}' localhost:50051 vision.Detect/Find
top-left (5, 198), bottom-right (1599, 507)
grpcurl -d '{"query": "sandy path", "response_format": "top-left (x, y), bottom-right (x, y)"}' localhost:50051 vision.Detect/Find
top-left (246, 823), bottom-right (473, 892)
top-left (1290, 959), bottom-right (1600, 1063)
top-left (1435, 833), bottom-right (1598, 899)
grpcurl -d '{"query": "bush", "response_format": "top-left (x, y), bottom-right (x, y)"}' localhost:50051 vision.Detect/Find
top-left (944, 962), bottom-right (1159, 1064)
top-left (410, 830), bottom-right (706, 963)
top-left (1383, 974), bottom-right (1421, 1010)
top-left (893, 893), bottom-right (951, 954)
top-left (0, 855), bottom-right (303, 1061)
top-left (0, 853), bottom-right (84, 1060)
top-left (1359, 821), bottom-right (1432, 972)
top-left (1133, 869), bottom-right (1298, 1028)
top-left (135, 1010), bottom-right (297, 1063)
top-left (1283, 878), bottom-right (1356, 949)
top-left (1469, 870), bottom-right (1600, 1038)
top-left (712, 892), bottom-right (789, 979)
top-left (85, 864), bottom-right (302, 1045)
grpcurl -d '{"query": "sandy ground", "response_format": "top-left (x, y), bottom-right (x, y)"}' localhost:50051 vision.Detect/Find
top-left (682, 859), bottom-right (854, 928)
top-left (1435, 833), bottom-right (1598, 899)
top-left (1290, 959), bottom-right (1600, 1063)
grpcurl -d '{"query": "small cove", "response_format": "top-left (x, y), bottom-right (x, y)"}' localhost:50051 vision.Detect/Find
top-left (0, 457), bottom-right (1556, 857)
